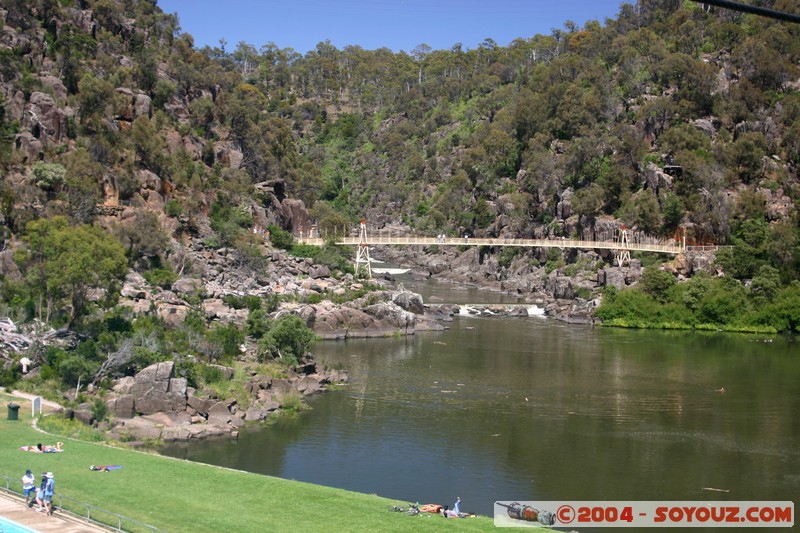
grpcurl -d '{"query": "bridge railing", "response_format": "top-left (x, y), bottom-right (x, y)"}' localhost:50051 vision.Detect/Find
top-left (297, 235), bottom-right (686, 254)
top-left (686, 245), bottom-right (727, 252)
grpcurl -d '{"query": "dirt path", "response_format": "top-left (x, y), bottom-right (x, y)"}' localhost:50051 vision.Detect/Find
top-left (0, 387), bottom-right (64, 411)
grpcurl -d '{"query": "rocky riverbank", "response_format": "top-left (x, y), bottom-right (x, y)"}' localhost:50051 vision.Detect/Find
top-left (369, 222), bottom-right (718, 324)
top-left (75, 359), bottom-right (348, 443)
top-left (0, 221), bottom-right (718, 443)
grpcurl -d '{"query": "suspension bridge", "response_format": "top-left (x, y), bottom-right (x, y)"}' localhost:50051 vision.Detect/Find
top-left (295, 222), bottom-right (693, 279)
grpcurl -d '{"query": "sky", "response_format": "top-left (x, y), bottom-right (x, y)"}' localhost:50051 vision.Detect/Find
top-left (156, 0), bottom-right (628, 55)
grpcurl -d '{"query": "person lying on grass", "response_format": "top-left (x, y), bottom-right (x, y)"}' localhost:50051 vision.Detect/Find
top-left (19, 442), bottom-right (63, 453)
top-left (90, 465), bottom-right (122, 472)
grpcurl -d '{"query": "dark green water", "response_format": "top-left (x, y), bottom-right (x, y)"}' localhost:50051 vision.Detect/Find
top-left (161, 310), bottom-right (800, 518)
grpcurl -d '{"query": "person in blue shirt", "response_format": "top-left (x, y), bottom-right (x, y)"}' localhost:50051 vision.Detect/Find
top-left (41, 472), bottom-right (54, 515)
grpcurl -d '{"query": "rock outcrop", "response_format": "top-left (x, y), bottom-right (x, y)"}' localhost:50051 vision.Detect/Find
top-left (101, 360), bottom-right (347, 443)
top-left (291, 289), bottom-right (443, 340)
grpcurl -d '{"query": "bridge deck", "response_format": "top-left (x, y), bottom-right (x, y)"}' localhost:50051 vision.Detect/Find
top-left (297, 236), bottom-right (685, 255)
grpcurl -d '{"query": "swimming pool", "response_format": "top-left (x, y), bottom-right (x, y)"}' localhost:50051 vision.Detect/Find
top-left (0, 516), bottom-right (38, 533)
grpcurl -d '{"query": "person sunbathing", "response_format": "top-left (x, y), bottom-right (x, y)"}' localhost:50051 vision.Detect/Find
top-left (90, 465), bottom-right (122, 472)
top-left (19, 442), bottom-right (63, 453)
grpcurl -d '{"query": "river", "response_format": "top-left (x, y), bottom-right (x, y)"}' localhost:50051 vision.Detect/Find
top-left (161, 279), bottom-right (800, 519)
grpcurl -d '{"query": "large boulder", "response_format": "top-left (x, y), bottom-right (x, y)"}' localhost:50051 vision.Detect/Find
top-left (161, 426), bottom-right (193, 442)
top-left (134, 93), bottom-right (152, 119)
top-left (172, 277), bottom-right (203, 296)
top-left (308, 265), bottom-right (331, 279)
top-left (107, 394), bottom-right (135, 419)
top-left (362, 301), bottom-right (416, 331)
top-left (39, 76), bottom-right (68, 104)
top-left (295, 375), bottom-right (322, 396)
top-left (213, 141), bottom-right (244, 169)
top-left (450, 248), bottom-right (481, 272)
top-left (186, 394), bottom-right (213, 416)
top-left (206, 401), bottom-right (232, 426)
top-left (391, 290), bottom-right (425, 315)
top-left (556, 187), bottom-right (574, 220)
top-left (302, 300), bottom-right (415, 339)
top-left (269, 378), bottom-right (294, 398)
top-left (14, 132), bottom-right (42, 163)
top-left (130, 362), bottom-right (187, 415)
top-left (156, 303), bottom-right (189, 327)
top-left (142, 411), bottom-right (191, 427)
top-left (27, 91), bottom-right (72, 144)
top-left (112, 416), bottom-right (163, 441)
top-left (643, 162), bottom-right (673, 194)
top-left (244, 406), bottom-right (269, 421)
top-left (599, 267), bottom-right (627, 289)
top-left (134, 388), bottom-right (181, 415)
top-left (280, 198), bottom-right (309, 234)
top-left (545, 273), bottom-right (576, 300)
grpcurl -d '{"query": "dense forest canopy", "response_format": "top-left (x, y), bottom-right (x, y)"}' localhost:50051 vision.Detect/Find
top-left (148, 1), bottom-right (800, 249)
top-left (0, 0), bottom-right (799, 394)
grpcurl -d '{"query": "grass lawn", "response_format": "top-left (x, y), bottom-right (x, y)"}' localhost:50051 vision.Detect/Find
top-left (0, 393), bottom-right (546, 532)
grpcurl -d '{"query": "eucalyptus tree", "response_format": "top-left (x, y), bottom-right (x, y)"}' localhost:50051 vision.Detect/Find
top-left (18, 216), bottom-right (128, 326)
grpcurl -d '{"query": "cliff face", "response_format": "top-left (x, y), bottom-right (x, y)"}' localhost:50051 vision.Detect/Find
top-left (3, 2), bottom-right (799, 245)
top-left (0, 1), bottom-right (798, 333)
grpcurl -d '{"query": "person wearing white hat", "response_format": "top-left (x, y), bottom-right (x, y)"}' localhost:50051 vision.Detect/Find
top-left (42, 472), bottom-right (54, 515)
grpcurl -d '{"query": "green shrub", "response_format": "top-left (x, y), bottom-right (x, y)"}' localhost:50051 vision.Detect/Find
top-left (91, 397), bottom-right (109, 422)
top-left (256, 335), bottom-right (278, 363)
top-left (130, 346), bottom-right (169, 375)
top-left (268, 224), bottom-right (294, 250)
top-left (31, 162), bottom-right (67, 190)
top-left (257, 314), bottom-right (315, 365)
top-left (200, 364), bottom-right (225, 384)
top-left (208, 323), bottom-right (244, 359)
top-left (497, 246), bottom-right (523, 268)
top-left (165, 199), bottom-right (183, 217)
top-left (174, 357), bottom-right (200, 388)
top-left (263, 293), bottom-right (281, 313)
top-left (142, 267), bottom-right (178, 289)
top-left (223, 294), bottom-right (262, 311)
top-left (56, 351), bottom-right (100, 387)
top-left (279, 392), bottom-right (308, 413)
top-left (696, 282), bottom-right (749, 325)
top-left (640, 267), bottom-right (676, 303)
top-left (290, 243), bottom-right (353, 274)
top-left (306, 293), bottom-right (322, 304)
top-left (544, 248), bottom-right (565, 273)
top-left (563, 263), bottom-right (579, 277)
top-left (246, 308), bottom-right (270, 339)
top-left (575, 287), bottom-right (593, 300)
top-left (0, 367), bottom-right (18, 387)
top-left (596, 287), bottom-right (661, 324)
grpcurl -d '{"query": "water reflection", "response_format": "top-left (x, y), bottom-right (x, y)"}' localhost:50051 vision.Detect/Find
top-left (161, 317), bottom-right (800, 518)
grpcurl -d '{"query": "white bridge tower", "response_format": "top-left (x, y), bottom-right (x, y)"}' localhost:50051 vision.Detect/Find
top-left (615, 227), bottom-right (631, 267)
top-left (354, 219), bottom-right (372, 279)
